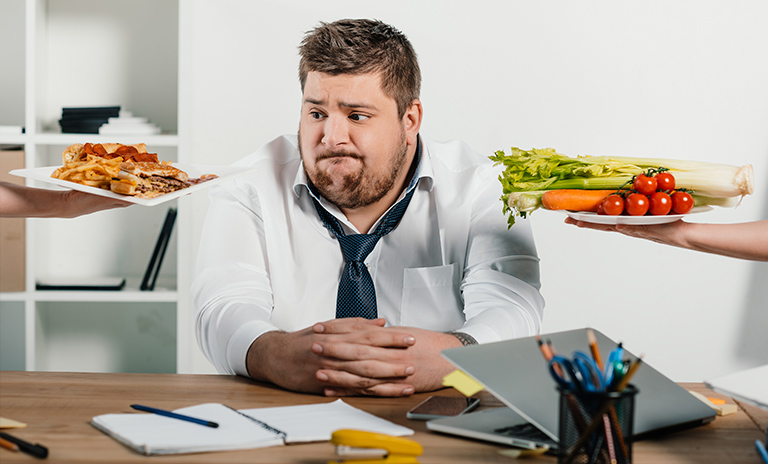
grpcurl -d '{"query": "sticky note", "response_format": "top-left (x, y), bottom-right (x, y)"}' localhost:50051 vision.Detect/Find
top-left (442, 370), bottom-right (484, 397)
top-left (688, 391), bottom-right (738, 416)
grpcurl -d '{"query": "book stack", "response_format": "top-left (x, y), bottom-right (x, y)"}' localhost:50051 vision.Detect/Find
top-left (99, 110), bottom-right (161, 136)
top-left (59, 106), bottom-right (121, 134)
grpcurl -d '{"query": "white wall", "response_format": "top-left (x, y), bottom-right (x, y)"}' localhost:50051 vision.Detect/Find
top-left (180, 0), bottom-right (768, 380)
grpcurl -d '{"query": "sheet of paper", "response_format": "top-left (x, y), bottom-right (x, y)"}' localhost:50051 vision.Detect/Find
top-left (705, 364), bottom-right (768, 411)
top-left (0, 417), bottom-right (27, 429)
top-left (240, 399), bottom-right (413, 443)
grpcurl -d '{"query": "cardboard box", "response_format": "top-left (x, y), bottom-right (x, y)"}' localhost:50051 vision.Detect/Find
top-left (0, 149), bottom-right (26, 292)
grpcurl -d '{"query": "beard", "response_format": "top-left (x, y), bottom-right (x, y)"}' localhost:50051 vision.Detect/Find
top-left (299, 129), bottom-right (409, 209)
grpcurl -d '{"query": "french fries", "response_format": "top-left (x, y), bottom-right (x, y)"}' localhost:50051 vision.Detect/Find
top-left (51, 155), bottom-right (123, 189)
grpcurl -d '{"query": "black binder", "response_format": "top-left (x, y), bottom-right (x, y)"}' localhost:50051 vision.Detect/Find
top-left (140, 208), bottom-right (177, 291)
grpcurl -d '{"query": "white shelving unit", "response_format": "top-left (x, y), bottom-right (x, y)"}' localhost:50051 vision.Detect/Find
top-left (0, 0), bottom-right (186, 373)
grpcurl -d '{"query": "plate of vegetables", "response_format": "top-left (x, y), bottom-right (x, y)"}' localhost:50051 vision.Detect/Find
top-left (490, 146), bottom-right (753, 227)
top-left (563, 205), bottom-right (713, 225)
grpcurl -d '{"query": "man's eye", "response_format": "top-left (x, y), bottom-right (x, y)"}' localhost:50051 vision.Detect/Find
top-left (349, 114), bottom-right (369, 122)
top-left (310, 111), bottom-right (325, 120)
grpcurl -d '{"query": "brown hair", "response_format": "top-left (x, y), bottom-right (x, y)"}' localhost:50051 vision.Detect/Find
top-left (298, 19), bottom-right (421, 119)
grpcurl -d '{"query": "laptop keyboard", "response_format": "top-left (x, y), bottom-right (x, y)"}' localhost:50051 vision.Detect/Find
top-left (494, 423), bottom-right (557, 446)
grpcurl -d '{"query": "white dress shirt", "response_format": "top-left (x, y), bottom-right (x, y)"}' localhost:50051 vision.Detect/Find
top-left (192, 134), bottom-right (545, 376)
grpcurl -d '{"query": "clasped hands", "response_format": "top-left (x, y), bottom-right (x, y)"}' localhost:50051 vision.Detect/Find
top-left (246, 318), bottom-right (462, 397)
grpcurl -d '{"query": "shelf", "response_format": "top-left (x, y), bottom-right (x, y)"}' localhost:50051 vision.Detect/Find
top-left (0, 290), bottom-right (177, 303)
top-left (0, 0), bottom-right (186, 375)
top-left (1, 283), bottom-right (178, 303)
top-left (0, 292), bottom-right (27, 302)
top-left (0, 133), bottom-right (179, 147)
top-left (0, 135), bottom-right (26, 146)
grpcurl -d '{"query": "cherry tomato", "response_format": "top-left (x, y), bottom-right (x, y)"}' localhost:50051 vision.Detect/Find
top-left (602, 194), bottom-right (625, 216)
top-left (671, 191), bottom-right (694, 214)
top-left (625, 193), bottom-right (650, 216)
top-left (596, 200), bottom-right (605, 215)
top-left (633, 174), bottom-right (657, 196)
top-left (655, 172), bottom-right (676, 191)
top-left (648, 191), bottom-right (672, 215)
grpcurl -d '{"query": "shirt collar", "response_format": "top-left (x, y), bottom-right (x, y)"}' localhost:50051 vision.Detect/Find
top-left (293, 134), bottom-right (434, 199)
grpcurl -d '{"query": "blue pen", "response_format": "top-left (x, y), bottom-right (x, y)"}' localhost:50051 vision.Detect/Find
top-left (757, 433), bottom-right (768, 464)
top-left (131, 404), bottom-right (219, 428)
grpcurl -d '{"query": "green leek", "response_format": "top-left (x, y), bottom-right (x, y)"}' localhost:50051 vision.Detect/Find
top-left (490, 147), bottom-right (754, 226)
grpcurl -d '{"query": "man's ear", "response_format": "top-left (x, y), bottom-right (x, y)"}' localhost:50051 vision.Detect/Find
top-left (404, 99), bottom-right (423, 146)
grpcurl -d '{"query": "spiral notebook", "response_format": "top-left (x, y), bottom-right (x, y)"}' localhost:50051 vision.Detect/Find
top-left (91, 400), bottom-right (412, 455)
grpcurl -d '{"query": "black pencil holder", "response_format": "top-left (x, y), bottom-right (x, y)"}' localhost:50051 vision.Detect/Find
top-left (557, 385), bottom-right (638, 464)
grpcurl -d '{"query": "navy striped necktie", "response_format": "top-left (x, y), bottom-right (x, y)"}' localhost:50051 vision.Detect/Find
top-left (310, 186), bottom-right (416, 319)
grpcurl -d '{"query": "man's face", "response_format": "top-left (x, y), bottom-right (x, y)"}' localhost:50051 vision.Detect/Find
top-left (299, 71), bottom-right (412, 210)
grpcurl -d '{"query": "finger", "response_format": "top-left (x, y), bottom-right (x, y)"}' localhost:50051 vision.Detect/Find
top-left (316, 367), bottom-right (395, 389)
top-left (313, 317), bottom-right (386, 334)
top-left (324, 383), bottom-right (415, 397)
top-left (311, 333), bottom-right (415, 360)
top-left (316, 358), bottom-right (414, 379)
top-left (574, 220), bottom-right (620, 232)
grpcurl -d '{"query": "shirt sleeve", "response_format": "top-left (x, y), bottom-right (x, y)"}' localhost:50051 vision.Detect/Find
top-left (457, 164), bottom-right (545, 343)
top-left (191, 183), bottom-right (278, 376)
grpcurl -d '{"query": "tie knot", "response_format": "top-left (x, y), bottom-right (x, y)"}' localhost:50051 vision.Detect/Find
top-left (338, 234), bottom-right (380, 262)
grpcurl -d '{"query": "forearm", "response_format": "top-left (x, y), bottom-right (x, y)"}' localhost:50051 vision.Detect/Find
top-left (245, 330), bottom-right (286, 383)
top-left (1, 182), bottom-right (65, 217)
top-left (676, 220), bottom-right (768, 261)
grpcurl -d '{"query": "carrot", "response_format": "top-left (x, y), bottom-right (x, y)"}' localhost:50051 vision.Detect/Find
top-left (541, 189), bottom-right (617, 212)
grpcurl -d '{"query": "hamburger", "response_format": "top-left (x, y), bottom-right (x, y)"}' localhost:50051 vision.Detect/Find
top-left (110, 161), bottom-right (190, 199)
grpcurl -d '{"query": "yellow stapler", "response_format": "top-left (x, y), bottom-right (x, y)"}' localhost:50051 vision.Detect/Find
top-left (328, 429), bottom-right (423, 464)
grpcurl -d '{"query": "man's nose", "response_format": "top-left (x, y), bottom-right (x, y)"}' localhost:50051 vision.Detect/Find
top-left (321, 116), bottom-right (349, 148)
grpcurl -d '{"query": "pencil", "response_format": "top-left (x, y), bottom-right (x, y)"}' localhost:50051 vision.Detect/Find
top-left (536, 336), bottom-right (565, 377)
top-left (0, 436), bottom-right (19, 452)
top-left (545, 339), bottom-right (558, 356)
top-left (536, 336), bottom-right (553, 360)
top-left (586, 328), bottom-right (604, 370)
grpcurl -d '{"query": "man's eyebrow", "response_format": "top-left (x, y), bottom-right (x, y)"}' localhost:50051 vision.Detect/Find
top-left (303, 97), bottom-right (376, 110)
top-left (303, 97), bottom-right (325, 106)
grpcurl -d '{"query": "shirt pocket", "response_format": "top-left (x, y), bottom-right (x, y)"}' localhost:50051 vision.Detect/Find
top-left (400, 263), bottom-right (464, 331)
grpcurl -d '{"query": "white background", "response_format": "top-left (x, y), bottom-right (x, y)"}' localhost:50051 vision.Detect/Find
top-left (2, 1), bottom-right (765, 381)
top-left (180, 0), bottom-right (768, 381)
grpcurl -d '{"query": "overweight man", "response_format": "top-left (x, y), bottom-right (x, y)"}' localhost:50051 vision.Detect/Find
top-left (192, 19), bottom-right (545, 397)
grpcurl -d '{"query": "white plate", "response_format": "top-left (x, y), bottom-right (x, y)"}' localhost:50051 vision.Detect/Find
top-left (563, 206), bottom-right (713, 225)
top-left (10, 163), bottom-right (257, 207)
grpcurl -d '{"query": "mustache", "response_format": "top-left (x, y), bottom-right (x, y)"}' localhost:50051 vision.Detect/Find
top-left (315, 150), bottom-right (363, 162)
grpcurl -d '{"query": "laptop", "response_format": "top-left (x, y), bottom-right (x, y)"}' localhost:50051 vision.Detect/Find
top-left (427, 328), bottom-right (716, 450)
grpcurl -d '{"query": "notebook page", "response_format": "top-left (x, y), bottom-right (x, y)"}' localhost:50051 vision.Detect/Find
top-left (91, 403), bottom-right (284, 455)
top-left (239, 399), bottom-right (413, 443)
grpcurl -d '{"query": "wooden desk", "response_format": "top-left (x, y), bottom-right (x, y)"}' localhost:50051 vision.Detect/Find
top-left (0, 371), bottom-right (765, 463)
